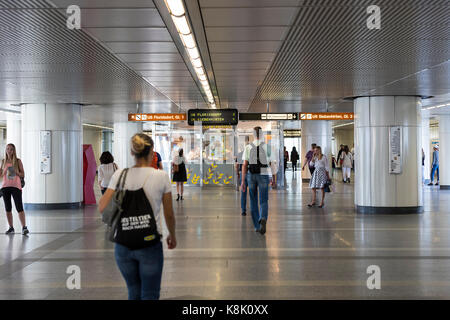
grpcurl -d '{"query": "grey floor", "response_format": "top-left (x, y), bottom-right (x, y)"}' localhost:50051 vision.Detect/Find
top-left (0, 170), bottom-right (449, 299)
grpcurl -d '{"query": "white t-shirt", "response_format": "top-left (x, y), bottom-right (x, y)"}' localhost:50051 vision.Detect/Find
top-left (98, 163), bottom-right (118, 188)
top-left (108, 167), bottom-right (172, 234)
top-left (242, 139), bottom-right (273, 176)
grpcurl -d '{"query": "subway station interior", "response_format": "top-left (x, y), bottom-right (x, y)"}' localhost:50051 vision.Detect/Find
top-left (0, 0), bottom-right (450, 300)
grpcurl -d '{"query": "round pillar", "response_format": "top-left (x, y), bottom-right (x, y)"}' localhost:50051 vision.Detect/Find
top-left (113, 122), bottom-right (143, 168)
top-left (6, 113), bottom-right (21, 158)
top-left (439, 114), bottom-right (450, 189)
top-left (102, 130), bottom-right (113, 153)
top-left (354, 96), bottom-right (423, 214)
top-left (301, 120), bottom-right (332, 181)
top-left (421, 110), bottom-right (431, 184)
top-left (22, 103), bottom-right (83, 209)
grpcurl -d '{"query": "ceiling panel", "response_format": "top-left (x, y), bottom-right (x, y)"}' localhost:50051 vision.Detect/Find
top-left (49, 0), bottom-right (156, 8)
top-left (77, 9), bottom-right (164, 28)
top-left (250, 0), bottom-right (450, 113)
top-left (202, 8), bottom-right (297, 27)
top-left (205, 27), bottom-right (289, 41)
top-left (84, 28), bottom-right (172, 42)
top-left (209, 41), bottom-right (282, 53)
top-left (104, 42), bottom-right (179, 54)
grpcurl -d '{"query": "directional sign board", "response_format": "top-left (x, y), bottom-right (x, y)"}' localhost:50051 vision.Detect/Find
top-left (188, 109), bottom-right (238, 126)
top-left (128, 113), bottom-right (186, 121)
top-left (299, 112), bottom-right (354, 120)
top-left (239, 113), bottom-right (298, 121)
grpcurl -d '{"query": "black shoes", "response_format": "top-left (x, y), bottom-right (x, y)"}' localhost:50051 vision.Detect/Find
top-left (241, 212), bottom-right (246, 216)
top-left (176, 194), bottom-right (180, 201)
top-left (347, 178), bottom-right (351, 183)
top-left (180, 195), bottom-right (183, 201)
top-left (436, 182), bottom-right (439, 186)
top-left (5, 226), bottom-right (29, 235)
top-left (427, 183), bottom-right (434, 186)
top-left (343, 180), bottom-right (346, 183)
top-left (259, 219), bottom-right (267, 235)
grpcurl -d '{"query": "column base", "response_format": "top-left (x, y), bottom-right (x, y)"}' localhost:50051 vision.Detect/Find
top-left (440, 185), bottom-right (450, 190)
top-left (356, 205), bottom-right (423, 214)
top-left (24, 202), bottom-right (82, 210)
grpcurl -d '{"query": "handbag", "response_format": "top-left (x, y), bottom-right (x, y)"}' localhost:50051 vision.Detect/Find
top-left (102, 168), bottom-right (128, 241)
top-left (324, 179), bottom-right (332, 193)
top-left (21, 177), bottom-right (25, 188)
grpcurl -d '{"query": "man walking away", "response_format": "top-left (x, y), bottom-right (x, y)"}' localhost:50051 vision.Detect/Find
top-left (428, 145), bottom-right (439, 186)
top-left (241, 127), bottom-right (273, 235)
top-left (235, 136), bottom-right (250, 216)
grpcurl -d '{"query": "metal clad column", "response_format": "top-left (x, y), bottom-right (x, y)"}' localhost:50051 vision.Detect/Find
top-left (113, 122), bottom-right (143, 169)
top-left (301, 120), bottom-right (332, 182)
top-left (421, 110), bottom-right (431, 184)
top-left (7, 113), bottom-right (22, 158)
top-left (22, 103), bottom-right (83, 209)
top-left (354, 96), bottom-right (423, 214)
top-left (439, 114), bottom-right (450, 189)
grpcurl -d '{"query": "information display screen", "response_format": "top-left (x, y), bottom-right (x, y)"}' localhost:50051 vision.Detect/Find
top-left (239, 113), bottom-right (298, 121)
top-left (299, 112), bottom-right (354, 120)
top-left (188, 109), bottom-right (238, 126)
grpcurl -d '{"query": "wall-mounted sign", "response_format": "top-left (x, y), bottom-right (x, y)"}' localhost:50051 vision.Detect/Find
top-left (299, 112), bottom-right (354, 120)
top-left (40, 130), bottom-right (51, 174)
top-left (239, 113), bottom-right (298, 121)
top-left (389, 126), bottom-right (402, 174)
top-left (128, 113), bottom-right (186, 121)
top-left (284, 130), bottom-right (301, 137)
top-left (202, 125), bottom-right (233, 130)
top-left (188, 109), bottom-right (238, 126)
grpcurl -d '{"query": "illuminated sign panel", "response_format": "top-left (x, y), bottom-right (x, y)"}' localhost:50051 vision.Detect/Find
top-left (239, 113), bottom-right (298, 121)
top-left (128, 113), bottom-right (186, 121)
top-left (188, 109), bottom-right (238, 126)
top-left (299, 113), bottom-right (354, 120)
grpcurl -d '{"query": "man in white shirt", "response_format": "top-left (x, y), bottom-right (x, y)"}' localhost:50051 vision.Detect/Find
top-left (240, 127), bottom-right (273, 235)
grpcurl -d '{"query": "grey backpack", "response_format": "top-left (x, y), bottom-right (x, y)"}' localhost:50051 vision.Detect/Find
top-left (101, 168), bottom-right (128, 241)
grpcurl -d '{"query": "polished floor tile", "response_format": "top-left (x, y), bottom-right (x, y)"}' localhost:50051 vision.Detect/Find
top-left (0, 170), bottom-right (450, 299)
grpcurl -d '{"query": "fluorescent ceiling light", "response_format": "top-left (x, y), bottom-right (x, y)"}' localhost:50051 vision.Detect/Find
top-left (332, 122), bottom-right (354, 129)
top-left (180, 33), bottom-right (196, 48)
top-left (171, 15), bottom-right (190, 35)
top-left (194, 66), bottom-right (204, 75)
top-left (165, 0), bottom-right (185, 16)
top-left (187, 47), bottom-right (200, 60)
top-left (191, 58), bottom-right (202, 68)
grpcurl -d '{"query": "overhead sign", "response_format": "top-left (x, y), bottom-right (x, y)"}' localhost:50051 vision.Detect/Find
top-left (299, 112), bottom-right (354, 120)
top-left (284, 130), bottom-right (301, 137)
top-left (128, 113), bottom-right (186, 121)
top-left (239, 113), bottom-right (298, 121)
top-left (389, 126), bottom-right (402, 174)
top-left (188, 109), bottom-right (238, 126)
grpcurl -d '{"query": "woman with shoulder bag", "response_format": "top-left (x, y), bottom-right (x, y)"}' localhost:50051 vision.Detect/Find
top-left (307, 146), bottom-right (330, 208)
top-left (99, 134), bottom-right (176, 300)
top-left (98, 151), bottom-right (119, 195)
top-left (1, 144), bottom-right (29, 235)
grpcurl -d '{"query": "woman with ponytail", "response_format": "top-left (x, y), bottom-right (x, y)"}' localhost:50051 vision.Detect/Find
top-left (99, 133), bottom-right (176, 300)
top-left (0, 144), bottom-right (29, 235)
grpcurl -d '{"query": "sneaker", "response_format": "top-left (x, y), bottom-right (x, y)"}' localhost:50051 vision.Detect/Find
top-left (436, 182), bottom-right (439, 186)
top-left (428, 183), bottom-right (434, 186)
top-left (259, 219), bottom-right (267, 235)
top-left (241, 212), bottom-right (246, 216)
top-left (5, 227), bottom-right (14, 235)
top-left (347, 178), bottom-right (351, 183)
top-left (22, 227), bottom-right (29, 236)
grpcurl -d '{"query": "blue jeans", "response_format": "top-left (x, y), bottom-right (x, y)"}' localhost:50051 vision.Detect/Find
top-left (247, 172), bottom-right (269, 230)
top-left (430, 164), bottom-right (439, 183)
top-left (241, 175), bottom-right (248, 213)
top-left (114, 242), bottom-right (164, 300)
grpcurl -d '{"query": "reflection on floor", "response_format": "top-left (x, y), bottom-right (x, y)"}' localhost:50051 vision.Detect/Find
top-left (0, 169), bottom-right (449, 299)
